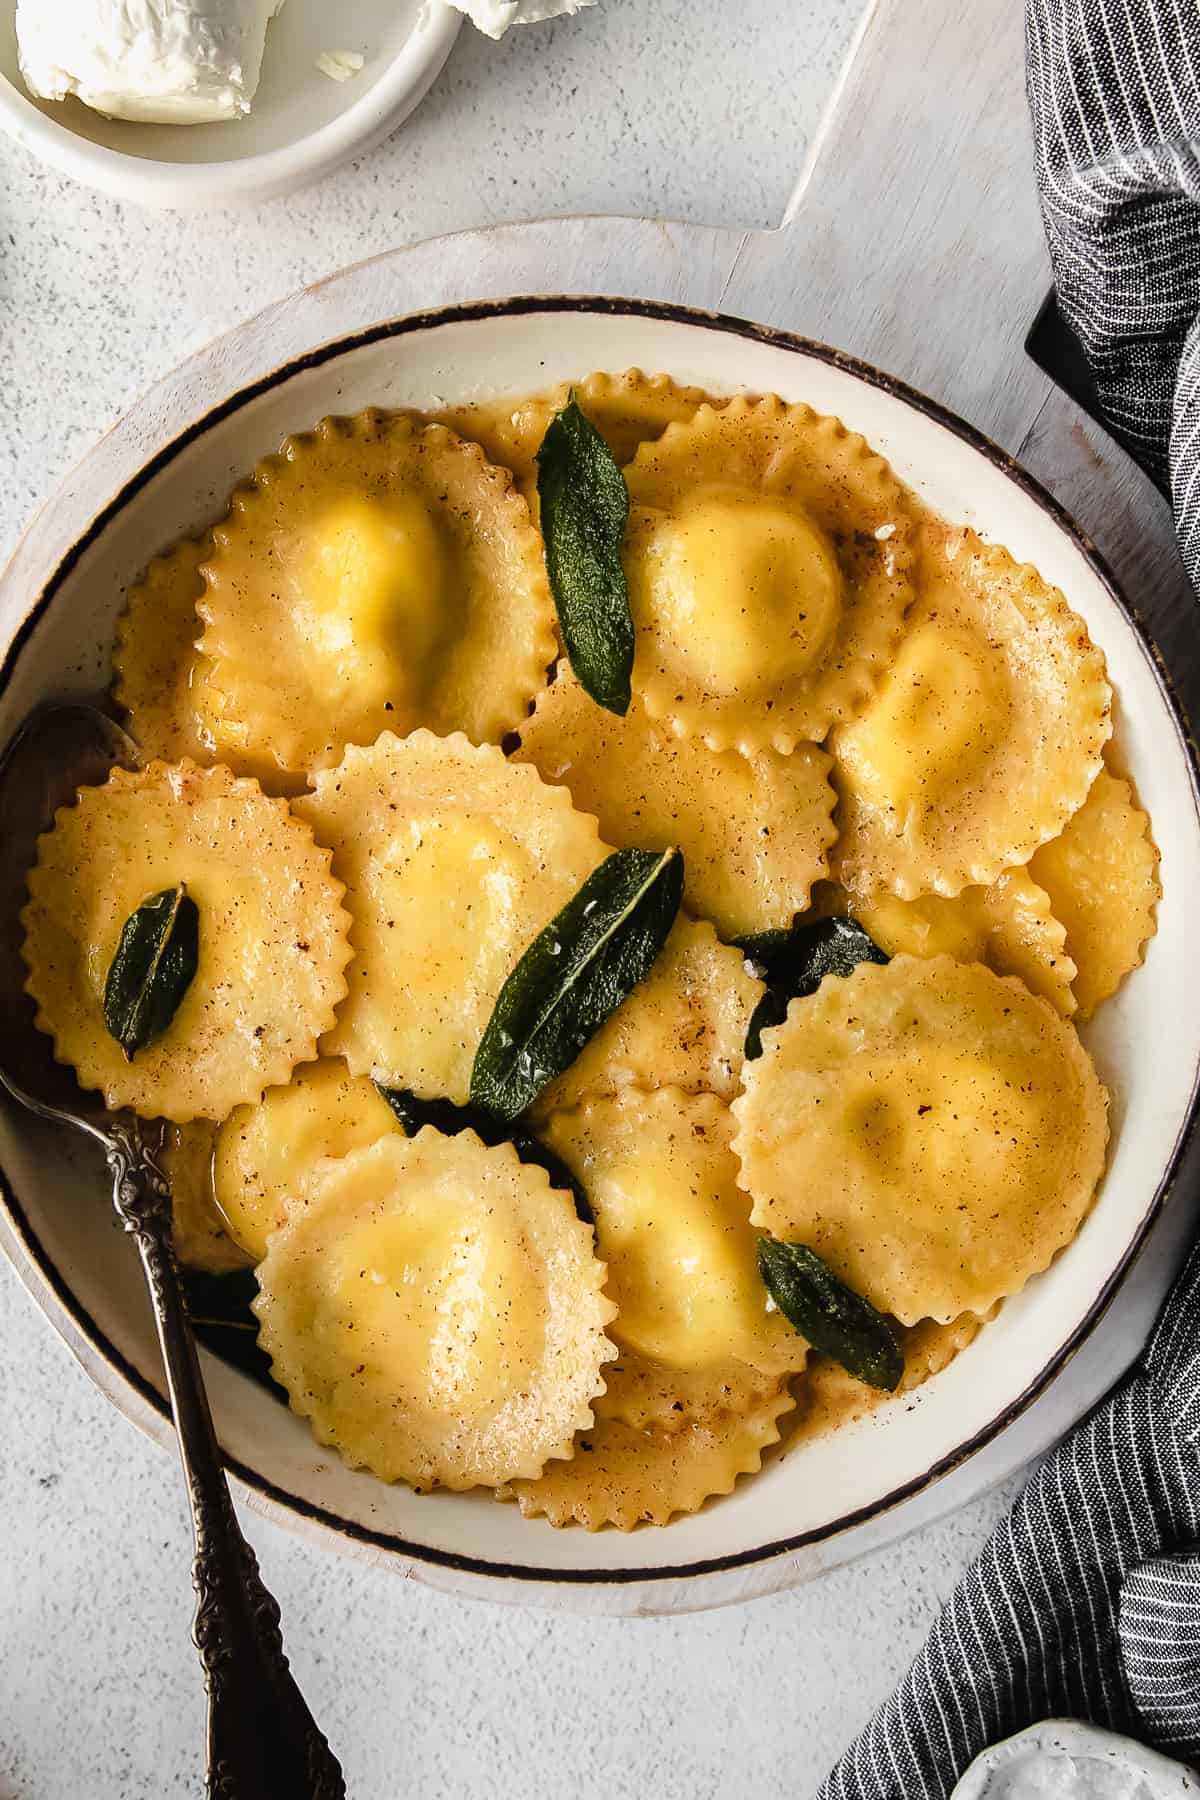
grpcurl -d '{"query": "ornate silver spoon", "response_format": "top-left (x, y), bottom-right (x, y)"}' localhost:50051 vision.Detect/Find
top-left (0, 702), bottom-right (344, 1800)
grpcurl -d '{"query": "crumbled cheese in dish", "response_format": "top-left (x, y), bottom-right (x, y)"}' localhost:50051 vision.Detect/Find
top-left (449, 0), bottom-right (598, 41)
top-left (16, 0), bottom-right (287, 124)
top-left (316, 50), bottom-right (365, 83)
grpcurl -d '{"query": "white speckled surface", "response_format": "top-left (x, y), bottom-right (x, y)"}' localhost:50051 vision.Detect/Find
top-left (0, 4), bottom-right (1022, 1793)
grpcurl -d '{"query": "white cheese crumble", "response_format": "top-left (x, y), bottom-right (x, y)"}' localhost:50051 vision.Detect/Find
top-left (316, 50), bottom-right (365, 84)
top-left (448, 0), bottom-right (598, 42)
top-left (16, 0), bottom-right (287, 125)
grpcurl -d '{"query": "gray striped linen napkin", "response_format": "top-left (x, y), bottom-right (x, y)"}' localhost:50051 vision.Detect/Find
top-left (820, 2), bottom-right (1200, 1794)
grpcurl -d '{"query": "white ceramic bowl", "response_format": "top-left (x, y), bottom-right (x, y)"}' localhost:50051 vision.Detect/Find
top-left (2, 292), bottom-right (1199, 1613)
top-left (0, 0), bottom-right (461, 206)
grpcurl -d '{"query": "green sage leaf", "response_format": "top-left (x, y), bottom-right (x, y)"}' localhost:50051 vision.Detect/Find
top-left (375, 1085), bottom-right (593, 1224)
top-left (471, 846), bottom-right (684, 1124)
top-left (537, 394), bottom-right (634, 715)
top-left (180, 1268), bottom-right (286, 1403)
top-left (740, 915), bottom-right (888, 1059)
top-left (103, 883), bottom-right (200, 1060)
top-left (757, 1239), bottom-right (904, 1391)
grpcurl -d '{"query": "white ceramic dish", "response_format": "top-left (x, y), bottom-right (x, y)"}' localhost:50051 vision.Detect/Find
top-left (952, 1720), bottom-right (1197, 1798)
top-left (0, 0), bottom-right (461, 206)
top-left (2, 293), bottom-right (1199, 1614)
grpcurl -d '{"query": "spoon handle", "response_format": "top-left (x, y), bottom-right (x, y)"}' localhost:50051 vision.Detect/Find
top-left (106, 1124), bottom-right (345, 1800)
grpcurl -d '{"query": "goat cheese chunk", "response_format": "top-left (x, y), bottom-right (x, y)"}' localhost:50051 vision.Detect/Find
top-left (16, 0), bottom-right (288, 124)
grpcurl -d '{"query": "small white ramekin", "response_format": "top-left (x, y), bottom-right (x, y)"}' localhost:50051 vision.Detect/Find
top-left (0, 1), bottom-right (461, 208)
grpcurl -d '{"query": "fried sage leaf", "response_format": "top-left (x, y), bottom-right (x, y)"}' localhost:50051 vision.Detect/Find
top-left (103, 883), bottom-right (200, 1060)
top-left (757, 1238), bottom-right (904, 1391)
top-left (537, 393), bottom-right (634, 715)
top-left (471, 846), bottom-right (684, 1124)
top-left (376, 1085), bottom-right (594, 1225)
top-left (180, 1268), bottom-right (286, 1402)
top-left (740, 915), bottom-right (888, 1059)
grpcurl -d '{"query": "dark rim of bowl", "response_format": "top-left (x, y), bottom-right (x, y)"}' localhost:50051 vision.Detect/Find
top-left (1, 294), bottom-right (1198, 1589)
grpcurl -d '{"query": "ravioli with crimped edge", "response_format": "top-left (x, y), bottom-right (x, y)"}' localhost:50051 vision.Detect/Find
top-left (499, 1389), bottom-right (796, 1531)
top-left (621, 395), bottom-right (915, 752)
top-left (528, 917), bottom-right (761, 1121)
top-left (833, 524), bottom-right (1112, 900)
top-left (196, 412), bottom-right (557, 784)
top-left (433, 368), bottom-right (718, 507)
top-left (1030, 768), bottom-right (1160, 1018)
top-left (21, 760), bottom-right (352, 1122)
top-left (114, 537), bottom-right (214, 766)
top-left (514, 664), bottom-right (837, 939)
top-left (592, 1346), bottom-right (785, 1435)
top-left (848, 869), bottom-right (1077, 1017)
top-left (254, 1131), bottom-right (617, 1492)
top-left (732, 955), bottom-right (1109, 1324)
top-left (293, 731), bottom-right (608, 1103)
top-left (211, 1057), bottom-right (403, 1262)
top-left (541, 1089), bottom-right (807, 1432)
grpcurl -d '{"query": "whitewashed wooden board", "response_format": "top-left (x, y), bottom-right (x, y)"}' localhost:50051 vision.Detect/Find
top-left (2, 0), bottom-right (1195, 1603)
